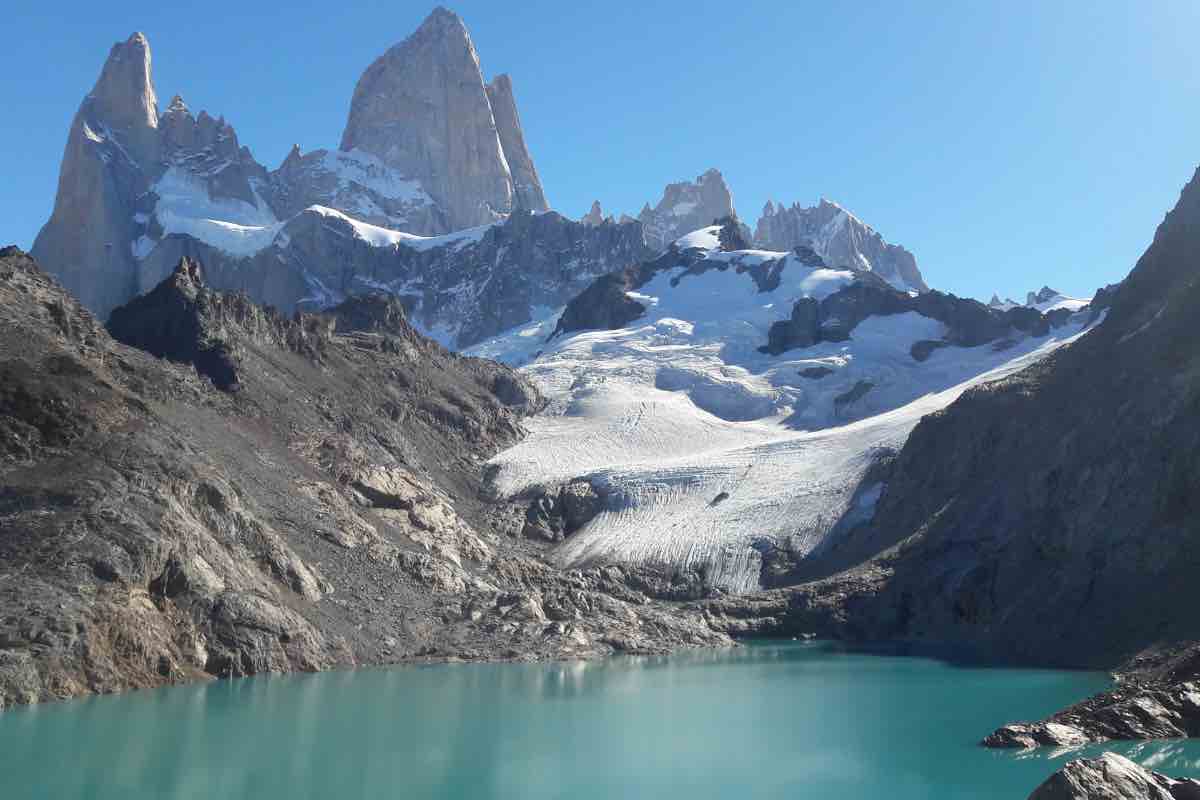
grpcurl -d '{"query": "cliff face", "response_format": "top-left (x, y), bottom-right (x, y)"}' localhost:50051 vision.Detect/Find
top-left (0, 248), bottom-right (727, 712)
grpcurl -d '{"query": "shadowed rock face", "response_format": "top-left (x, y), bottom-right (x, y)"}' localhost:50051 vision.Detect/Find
top-left (0, 248), bottom-right (730, 712)
top-left (1026, 753), bottom-right (1200, 800)
top-left (761, 272), bottom-right (1072, 357)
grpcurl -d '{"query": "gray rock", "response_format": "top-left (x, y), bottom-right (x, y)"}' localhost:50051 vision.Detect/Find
top-left (984, 682), bottom-right (1200, 748)
top-left (1027, 753), bottom-right (1200, 800)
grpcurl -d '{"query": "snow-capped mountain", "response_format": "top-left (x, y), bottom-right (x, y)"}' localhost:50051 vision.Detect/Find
top-left (988, 285), bottom-right (1091, 313)
top-left (756, 198), bottom-right (929, 292)
top-left (470, 219), bottom-right (1104, 592)
top-left (32, 9), bottom-right (550, 319)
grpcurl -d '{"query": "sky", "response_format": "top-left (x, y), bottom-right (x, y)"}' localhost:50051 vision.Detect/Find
top-left (3, 0), bottom-right (1198, 302)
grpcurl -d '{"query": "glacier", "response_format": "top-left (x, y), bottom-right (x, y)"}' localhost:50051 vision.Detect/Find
top-left (473, 229), bottom-right (1104, 593)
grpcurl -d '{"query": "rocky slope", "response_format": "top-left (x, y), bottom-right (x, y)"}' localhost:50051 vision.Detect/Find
top-left (0, 247), bottom-right (728, 711)
top-left (1027, 754), bottom-right (1200, 800)
top-left (32, 9), bottom-right (549, 320)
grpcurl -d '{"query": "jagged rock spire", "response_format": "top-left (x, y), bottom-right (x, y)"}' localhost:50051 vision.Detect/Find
top-left (582, 200), bottom-right (605, 226)
top-left (87, 32), bottom-right (159, 163)
top-left (486, 73), bottom-right (549, 212)
top-left (32, 31), bottom-right (162, 317)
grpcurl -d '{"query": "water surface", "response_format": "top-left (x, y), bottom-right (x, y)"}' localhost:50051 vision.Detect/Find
top-left (4, 642), bottom-right (1199, 798)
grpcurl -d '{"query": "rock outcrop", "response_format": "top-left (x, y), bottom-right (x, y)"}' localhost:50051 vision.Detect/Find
top-left (755, 198), bottom-right (928, 292)
top-left (761, 271), bottom-right (1074, 357)
top-left (984, 681), bottom-right (1200, 748)
top-left (1026, 753), bottom-right (1200, 800)
top-left (0, 247), bottom-right (730, 712)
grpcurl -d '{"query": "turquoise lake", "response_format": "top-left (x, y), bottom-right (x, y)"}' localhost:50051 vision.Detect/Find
top-left (4, 641), bottom-right (1200, 799)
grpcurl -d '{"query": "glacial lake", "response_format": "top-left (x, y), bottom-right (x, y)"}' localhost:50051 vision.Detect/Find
top-left (4, 641), bottom-right (1200, 799)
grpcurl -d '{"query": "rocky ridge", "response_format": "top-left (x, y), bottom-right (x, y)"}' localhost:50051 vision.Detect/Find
top-left (756, 198), bottom-right (929, 292)
top-left (0, 247), bottom-right (729, 711)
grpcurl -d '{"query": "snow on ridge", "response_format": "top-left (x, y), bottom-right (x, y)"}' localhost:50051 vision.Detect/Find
top-left (1031, 294), bottom-right (1090, 313)
top-left (673, 226), bottom-right (722, 251)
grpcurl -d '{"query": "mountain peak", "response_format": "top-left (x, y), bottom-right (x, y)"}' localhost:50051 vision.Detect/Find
top-left (88, 30), bottom-right (159, 153)
top-left (340, 8), bottom-right (546, 229)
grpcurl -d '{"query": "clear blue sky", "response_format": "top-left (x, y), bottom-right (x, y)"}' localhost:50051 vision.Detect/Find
top-left (3, 0), bottom-right (1198, 301)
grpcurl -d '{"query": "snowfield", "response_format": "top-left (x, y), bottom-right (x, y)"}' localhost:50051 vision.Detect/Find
top-left (473, 233), bottom-right (1104, 593)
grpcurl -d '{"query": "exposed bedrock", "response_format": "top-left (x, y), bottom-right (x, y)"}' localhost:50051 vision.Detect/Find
top-left (1026, 753), bottom-right (1200, 800)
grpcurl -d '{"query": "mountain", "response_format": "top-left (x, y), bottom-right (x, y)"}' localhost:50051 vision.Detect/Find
top-left (0, 247), bottom-right (727, 710)
top-left (756, 198), bottom-right (929, 292)
top-left (32, 9), bottom-right (550, 320)
top-left (468, 218), bottom-right (1097, 592)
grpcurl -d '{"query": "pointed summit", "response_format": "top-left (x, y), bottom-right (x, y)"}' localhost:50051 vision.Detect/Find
top-left (582, 200), bottom-right (605, 226)
top-left (340, 8), bottom-right (543, 230)
top-left (87, 31), bottom-right (159, 162)
top-left (32, 31), bottom-right (164, 316)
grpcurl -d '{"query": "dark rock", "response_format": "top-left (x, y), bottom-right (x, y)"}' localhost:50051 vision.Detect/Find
top-left (910, 340), bottom-right (949, 362)
top-left (762, 298), bottom-right (820, 354)
top-left (798, 366), bottom-right (834, 379)
top-left (522, 481), bottom-right (604, 542)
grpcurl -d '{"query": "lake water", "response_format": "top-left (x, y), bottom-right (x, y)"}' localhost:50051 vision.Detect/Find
top-left (4, 641), bottom-right (1200, 799)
